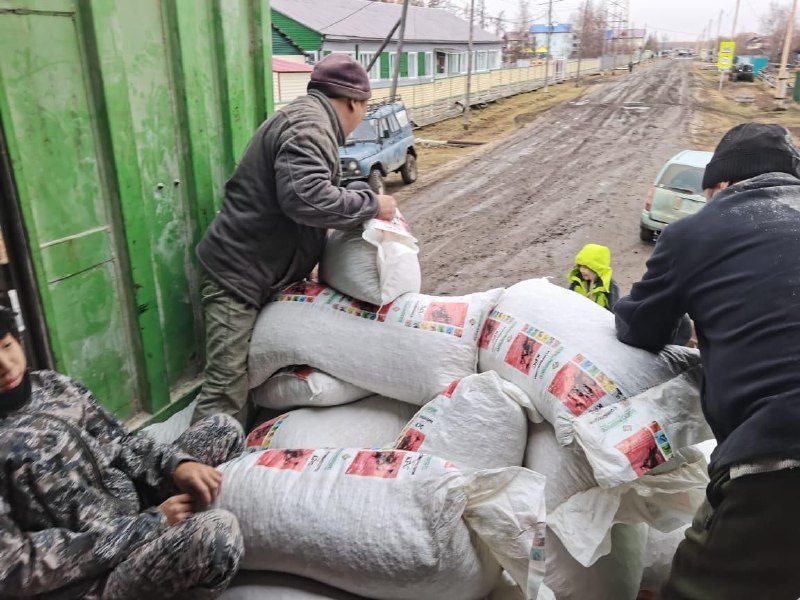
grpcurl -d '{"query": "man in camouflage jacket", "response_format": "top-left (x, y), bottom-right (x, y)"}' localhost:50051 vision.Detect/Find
top-left (0, 308), bottom-right (245, 599)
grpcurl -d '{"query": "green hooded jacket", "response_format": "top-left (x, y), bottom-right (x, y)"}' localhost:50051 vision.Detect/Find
top-left (568, 244), bottom-right (619, 310)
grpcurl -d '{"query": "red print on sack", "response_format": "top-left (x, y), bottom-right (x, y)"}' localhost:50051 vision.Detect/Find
top-left (283, 281), bottom-right (326, 298)
top-left (505, 333), bottom-right (542, 375)
top-left (345, 450), bottom-right (404, 478)
top-left (548, 362), bottom-right (606, 416)
top-left (478, 318), bottom-right (499, 350)
top-left (245, 415), bottom-right (285, 448)
top-left (615, 427), bottom-right (666, 476)
top-left (424, 302), bottom-right (468, 328)
top-left (396, 428), bottom-right (426, 452)
top-left (256, 448), bottom-right (314, 472)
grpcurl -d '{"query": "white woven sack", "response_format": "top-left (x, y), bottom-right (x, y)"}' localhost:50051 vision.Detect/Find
top-left (391, 371), bottom-right (530, 471)
top-left (319, 211), bottom-right (420, 306)
top-left (248, 282), bottom-right (503, 404)
top-left (525, 423), bottom-right (708, 567)
top-left (640, 526), bottom-right (688, 594)
top-left (140, 400), bottom-right (196, 445)
top-left (220, 571), bottom-right (366, 600)
top-left (252, 366), bottom-right (371, 410)
top-left (572, 371), bottom-right (714, 487)
top-left (213, 449), bottom-right (548, 600)
top-left (477, 278), bottom-right (700, 445)
top-left (246, 395), bottom-right (418, 451)
top-left (542, 523), bottom-right (648, 600)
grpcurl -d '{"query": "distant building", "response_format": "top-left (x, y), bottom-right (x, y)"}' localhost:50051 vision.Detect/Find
top-left (529, 23), bottom-right (576, 59)
top-left (271, 0), bottom-right (503, 88)
top-left (605, 28), bottom-right (646, 52)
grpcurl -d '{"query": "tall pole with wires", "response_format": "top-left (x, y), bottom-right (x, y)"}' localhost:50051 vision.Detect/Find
top-left (544, 0), bottom-right (553, 92)
top-left (776, 0), bottom-right (798, 110)
top-left (576, 0), bottom-right (589, 86)
top-left (463, 0), bottom-right (476, 129)
top-left (389, 0), bottom-right (410, 101)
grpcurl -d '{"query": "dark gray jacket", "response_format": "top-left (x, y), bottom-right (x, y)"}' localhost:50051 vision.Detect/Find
top-left (615, 173), bottom-right (800, 473)
top-left (197, 90), bottom-right (379, 307)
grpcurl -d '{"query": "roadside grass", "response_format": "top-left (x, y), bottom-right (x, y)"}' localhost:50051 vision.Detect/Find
top-left (691, 64), bottom-right (800, 149)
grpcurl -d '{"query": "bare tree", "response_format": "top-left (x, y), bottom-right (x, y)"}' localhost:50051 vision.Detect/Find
top-left (518, 0), bottom-right (531, 33)
top-left (478, 0), bottom-right (487, 29)
top-left (761, 1), bottom-right (800, 61)
top-left (572, 0), bottom-right (605, 58)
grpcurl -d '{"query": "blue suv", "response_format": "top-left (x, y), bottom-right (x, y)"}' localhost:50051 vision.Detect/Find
top-left (339, 100), bottom-right (417, 195)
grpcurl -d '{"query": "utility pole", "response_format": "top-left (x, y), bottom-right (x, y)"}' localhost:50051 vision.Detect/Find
top-left (544, 0), bottom-right (553, 92)
top-left (463, 0), bottom-right (476, 129)
top-left (776, 0), bottom-right (798, 110)
top-left (576, 0), bottom-right (589, 86)
top-left (389, 0), bottom-right (410, 101)
top-left (707, 18), bottom-right (713, 57)
top-left (716, 9), bottom-right (723, 47)
top-left (731, 0), bottom-right (740, 40)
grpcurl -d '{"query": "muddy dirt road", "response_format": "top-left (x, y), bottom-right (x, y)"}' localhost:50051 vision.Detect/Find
top-left (399, 59), bottom-right (695, 297)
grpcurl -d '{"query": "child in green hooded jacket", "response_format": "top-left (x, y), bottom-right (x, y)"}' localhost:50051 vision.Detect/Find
top-left (568, 243), bottom-right (620, 310)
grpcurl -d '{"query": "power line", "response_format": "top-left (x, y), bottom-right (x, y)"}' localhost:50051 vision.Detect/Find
top-left (318, 1), bottom-right (375, 31)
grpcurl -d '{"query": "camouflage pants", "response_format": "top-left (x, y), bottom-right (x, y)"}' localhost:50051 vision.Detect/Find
top-left (101, 509), bottom-right (243, 600)
top-left (100, 414), bottom-right (245, 599)
top-left (175, 412), bottom-right (245, 467)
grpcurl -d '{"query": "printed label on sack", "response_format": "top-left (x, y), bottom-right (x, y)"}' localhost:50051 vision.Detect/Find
top-left (246, 414), bottom-right (289, 449)
top-left (480, 310), bottom-right (626, 416)
top-left (253, 448), bottom-right (445, 479)
top-left (367, 209), bottom-right (414, 237)
top-left (394, 403), bottom-right (439, 451)
top-left (530, 521), bottom-right (547, 563)
top-left (276, 283), bottom-right (486, 341)
top-left (614, 421), bottom-right (673, 476)
top-left (278, 282), bottom-right (327, 303)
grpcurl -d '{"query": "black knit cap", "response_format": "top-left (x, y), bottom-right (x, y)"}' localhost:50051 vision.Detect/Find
top-left (308, 54), bottom-right (372, 101)
top-left (702, 122), bottom-right (800, 190)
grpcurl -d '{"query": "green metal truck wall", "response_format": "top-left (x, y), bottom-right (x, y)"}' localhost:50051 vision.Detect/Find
top-left (0, 0), bottom-right (274, 420)
top-left (271, 10), bottom-right (321, 52)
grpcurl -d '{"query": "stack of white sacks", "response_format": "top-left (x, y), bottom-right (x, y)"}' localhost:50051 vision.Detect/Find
top-left (144, 213), bottom-right (715, 600)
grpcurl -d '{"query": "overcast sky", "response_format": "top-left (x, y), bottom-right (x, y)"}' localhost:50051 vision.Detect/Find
top-left (484, 0), bottom-right (775, 40)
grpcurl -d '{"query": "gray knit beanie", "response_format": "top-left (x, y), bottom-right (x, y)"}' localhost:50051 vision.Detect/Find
top-left (308, 54), bottom-right (372, 101)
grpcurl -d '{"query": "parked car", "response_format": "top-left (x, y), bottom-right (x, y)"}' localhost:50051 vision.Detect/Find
top-left (729, 63), bottom-right (755, 82)
top-left (338, 100), bottom-right (417, 195)
top-left (640, 150), bottom-right (713, 241)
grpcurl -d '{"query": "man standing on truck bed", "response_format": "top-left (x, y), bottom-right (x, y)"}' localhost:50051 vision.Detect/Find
top-left (193, 54), bottom-right (397, 425)
top-left (614, 122), bottom-right (800, 600)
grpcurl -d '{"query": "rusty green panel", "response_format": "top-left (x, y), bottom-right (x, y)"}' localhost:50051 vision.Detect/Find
top-left (220, 0), bottom-right (269, 160)
top-left (0, 0), bottom-right (276, 422)
top-left (172, 0), bottom-right (234, 229)
top-left (0, 0), bottom-right (139, 416)
top-left (261, 0), bottom-right (275, 117)
top-left (87, 0), bottom-right (202, 412)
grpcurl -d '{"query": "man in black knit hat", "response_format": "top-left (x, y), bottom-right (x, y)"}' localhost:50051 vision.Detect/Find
top-left (615, 122), bottom-right (800, 599)
top-left (194, 54), bottom-right (396, 425)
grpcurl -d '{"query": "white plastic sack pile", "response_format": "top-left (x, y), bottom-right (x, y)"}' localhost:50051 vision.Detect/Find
top-left (139, 400), bottom-right (196, 445)
top-left (213, 448), bottom-right (547, 600)
top-left (525, 422), bottom-right (708, 567)
top-left (252, 366), bottom-right (371, 410)
top-left (248, 282), bottom-right (502, 404)
top-left (391, 371), bottom-right (531, 471)
top-left (572, 372), bottom-right (714, 487)
top-left (477, 278), bottom-right (701, 446)
top-left (220, 571), bottom-right (366, 600)
top-left (319, 211), bottom-right (421, 306)
top-left (543, 523), bottom-right (648, 600)
top-left (246, 395), bottom-right (418, 451)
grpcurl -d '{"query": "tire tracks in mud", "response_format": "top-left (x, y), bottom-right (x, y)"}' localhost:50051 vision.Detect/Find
top-left (401, 60), bottom-right (695, 296)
